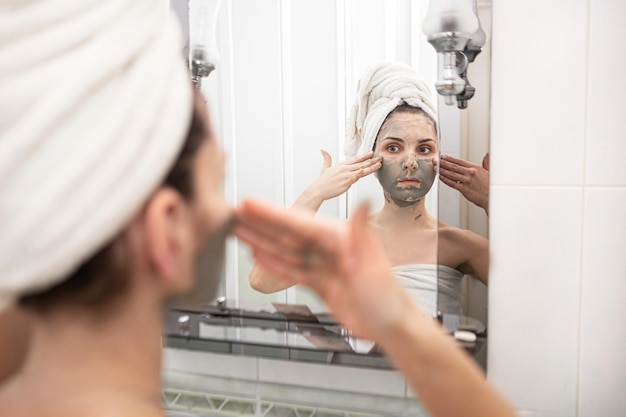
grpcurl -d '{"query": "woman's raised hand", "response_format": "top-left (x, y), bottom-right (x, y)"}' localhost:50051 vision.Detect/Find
top-left (436, 154), bottom-right (489, 213)
top-left (293, 150), bottom-right (381, 212)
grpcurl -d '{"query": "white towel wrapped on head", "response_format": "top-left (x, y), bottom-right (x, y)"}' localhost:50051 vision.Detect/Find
top-left (0, 0), bottom-right (193, 311)
top-left (344, 61), bottom-right (438, 158)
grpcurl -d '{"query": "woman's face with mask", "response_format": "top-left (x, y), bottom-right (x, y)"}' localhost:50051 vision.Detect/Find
top-left (373, 110), bottom-right (438, 206)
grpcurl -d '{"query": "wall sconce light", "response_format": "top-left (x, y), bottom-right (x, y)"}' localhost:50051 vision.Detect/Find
top-left (188, 0), bottom-right (223, 89)
top-left (422, 0), bottom-right (486, 109)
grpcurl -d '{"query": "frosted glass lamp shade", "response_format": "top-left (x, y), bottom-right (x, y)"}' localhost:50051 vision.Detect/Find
top-left (189, 0), bottom-right (222, 67)
top-left (422, 0), bottom-right (479, 37)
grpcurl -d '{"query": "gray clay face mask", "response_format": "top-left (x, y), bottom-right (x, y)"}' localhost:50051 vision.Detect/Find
top-left (376, 156), bottom-right (436, 205)
top-left (167, 215), bottom-right (234, 308)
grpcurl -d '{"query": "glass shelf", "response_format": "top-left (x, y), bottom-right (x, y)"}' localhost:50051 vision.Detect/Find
top-left (164, 298), bottom-right (485, 370)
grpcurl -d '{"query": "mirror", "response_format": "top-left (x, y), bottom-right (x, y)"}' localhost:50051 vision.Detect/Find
top-left (172, 0), bottom-right (491, 358)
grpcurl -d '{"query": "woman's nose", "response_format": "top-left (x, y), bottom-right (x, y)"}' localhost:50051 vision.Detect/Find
top-left (401, 154), bottom-right (418, 170)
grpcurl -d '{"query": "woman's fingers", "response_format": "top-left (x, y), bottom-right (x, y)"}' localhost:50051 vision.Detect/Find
top-left (439, 159), bottom-right (464, 176)
top-left (440, 154), bottom-right (474, 168)
top-left (439, 172), bottom-right (464, 190)
top-left (439, 166), bottom-right (465, 183)
top-left (346, 151), bottom-right (375, 165)
top-left (320, 151), bottom-right (380, 187)
top-left (347, 158), bottom-right (381, 182)
top-left (345, 152), bottom-right (381, 171)
top-left (439, 155), bottom-right (482, 185)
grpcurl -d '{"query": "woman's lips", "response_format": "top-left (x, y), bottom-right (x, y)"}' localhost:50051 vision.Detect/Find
top-left (397, 179), bottom-right (422, 187)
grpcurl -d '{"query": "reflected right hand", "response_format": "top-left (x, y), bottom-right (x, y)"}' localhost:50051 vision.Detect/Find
top-left (437, 154), bottom-right (489, 213)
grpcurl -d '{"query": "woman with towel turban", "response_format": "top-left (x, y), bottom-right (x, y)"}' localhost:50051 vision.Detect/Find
top-left (249, 61), bottom-right (488, 316)
top-left (0, 0), bottom-right (233, 413)
top-left (0, 2), bottom-right (515, 416)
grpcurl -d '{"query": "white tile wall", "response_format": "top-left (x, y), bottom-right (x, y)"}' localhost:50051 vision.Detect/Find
top-left (578, 188), bottom-right (626, 416)
top-left (585, 0), bottom-right (626, 186)
top-left (489, 0), bottom-right (626, 416)
top-left (488, 186), bottom-right (582, 414)
top-left (578, 13), bottom-right (626, 417)
top-left (490, 0), bottom-right (588, 186)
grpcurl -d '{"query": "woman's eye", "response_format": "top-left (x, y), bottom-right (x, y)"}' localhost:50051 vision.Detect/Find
top-left (418, 146), bottom-right (432, 154)
top-left (387, 145), bottom-right (399, 152)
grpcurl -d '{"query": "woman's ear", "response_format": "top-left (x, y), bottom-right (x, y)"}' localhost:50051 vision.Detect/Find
top-left (142, 188), bottom-right (195, 294)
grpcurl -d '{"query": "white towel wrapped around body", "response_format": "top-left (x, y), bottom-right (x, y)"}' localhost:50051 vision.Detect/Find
top-left (344, 61), bottom-right (438, 158)
top-left (0, 0), bottom-right (193, 311)
top-left (391, 264), bottom-right (463, 316)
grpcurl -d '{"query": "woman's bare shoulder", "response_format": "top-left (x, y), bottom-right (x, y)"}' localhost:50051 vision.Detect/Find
top-left (438, 223), bottom-right (486, 240)
top-left (437, 223), bottom-right (489, 282)
top-left (437, 224), bottom-right (488, 257)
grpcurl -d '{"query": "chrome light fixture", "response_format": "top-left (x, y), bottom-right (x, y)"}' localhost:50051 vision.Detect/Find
top-left (422, 0), bottom-right (486, 109)
top-left (188, 0), bottom-right (223, 88)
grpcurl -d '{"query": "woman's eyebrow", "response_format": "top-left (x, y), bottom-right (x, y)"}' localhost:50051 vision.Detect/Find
top-left (380, 137), bottom-right (406, 143)
top-left (381, 137), bottom-right (436, 143)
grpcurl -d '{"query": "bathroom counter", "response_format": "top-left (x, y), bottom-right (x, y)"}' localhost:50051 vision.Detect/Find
top-left (162, 299), bottom-right (485, 416)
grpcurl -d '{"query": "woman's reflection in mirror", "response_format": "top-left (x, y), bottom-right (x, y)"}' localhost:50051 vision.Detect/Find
top-left (249, 62), bottom-right (488, 316)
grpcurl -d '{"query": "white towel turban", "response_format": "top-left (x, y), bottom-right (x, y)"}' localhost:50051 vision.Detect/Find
top-left (0, 0), bottom-right (193, 311)
top-left (344, 61), bottom-right (438, 158)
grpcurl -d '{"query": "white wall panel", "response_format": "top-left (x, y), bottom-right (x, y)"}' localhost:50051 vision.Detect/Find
top-left (488, 186), bottom-right (582, 414)
top-left (490, 0), bottom-right (626, 415)
top-left (287, 0), bottom-right (341, 218)
top-left (578, 188), bottom-right (626, 416)
top-left (585, 0), bottom-right (626, 186)
top-left (576, 1), bottom-right (626, 414)
top-left (229, 0), bottom-right (284, 302)
top-left (287, 0), bottom-right (342, 306)
top-left (490, 0), bottom-right (587, 186)
top-left (211, 0), bottom-right (240, 303)
top-left (230, 0), bottom-right (283, 205)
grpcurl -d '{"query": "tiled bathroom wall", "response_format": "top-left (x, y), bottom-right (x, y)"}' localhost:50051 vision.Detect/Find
top-left (488, 0), bottom-right (626, 415)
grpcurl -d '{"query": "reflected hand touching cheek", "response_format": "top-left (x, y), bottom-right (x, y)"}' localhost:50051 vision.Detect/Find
top-left (437, 153), bottom-right (489, 214)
